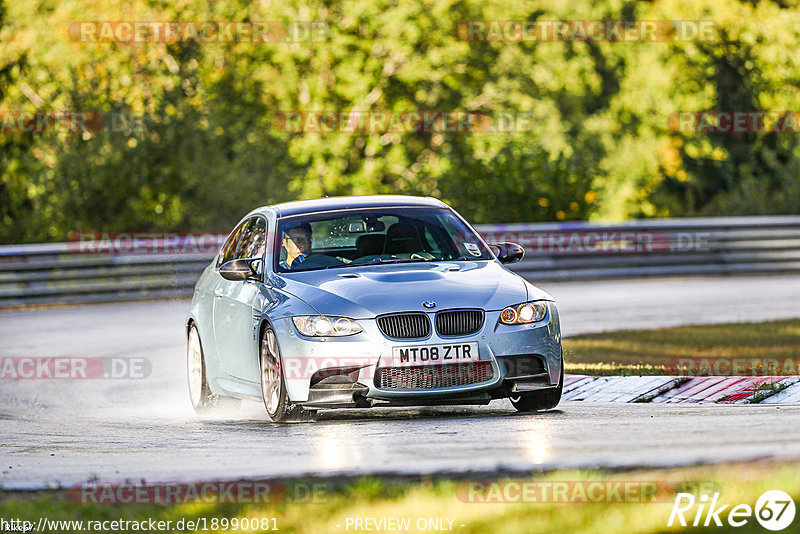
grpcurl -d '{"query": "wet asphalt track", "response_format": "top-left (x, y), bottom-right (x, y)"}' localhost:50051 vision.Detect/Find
top-left (2, 275), bottom-right (800, 489)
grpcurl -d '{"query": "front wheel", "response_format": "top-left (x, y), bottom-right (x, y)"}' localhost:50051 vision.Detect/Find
top-left (259, 326), bottom-right (315, 423)
top-left (509, 358), bottom-right (563, 412)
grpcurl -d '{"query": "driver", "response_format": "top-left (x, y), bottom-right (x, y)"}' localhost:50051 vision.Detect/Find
top-left (280, 222), bottom-right (312, 269)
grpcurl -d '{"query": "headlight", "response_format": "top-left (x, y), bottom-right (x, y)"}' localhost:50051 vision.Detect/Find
top-left (292, 316), bottom-right (363, 337)
top-left (499, 302), bottom-right (547, 325)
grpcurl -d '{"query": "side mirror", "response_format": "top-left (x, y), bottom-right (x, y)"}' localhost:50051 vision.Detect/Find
top-left (219, 258), bottom-right (260, 281)
top-left (488, 242), bottom-right (524, 264)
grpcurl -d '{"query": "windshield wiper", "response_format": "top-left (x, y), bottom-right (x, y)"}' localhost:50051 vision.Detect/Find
top-left (359, 257), bottom-right (428, 265)
top-left (318, 263), bottom-right (357, 270)
top-left (316, 257), bottom-right (440, 270)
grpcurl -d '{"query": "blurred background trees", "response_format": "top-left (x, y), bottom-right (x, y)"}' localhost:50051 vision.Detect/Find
top-left (1, 0), bottom-right (799, 243)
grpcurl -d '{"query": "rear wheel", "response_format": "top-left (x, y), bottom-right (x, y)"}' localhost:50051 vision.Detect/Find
top-left (187, 324), bottom-right (212, 414)
top-left (259, 326), bottom-right (315, 423)
top-left (509, 358), bottom-right (563, 412)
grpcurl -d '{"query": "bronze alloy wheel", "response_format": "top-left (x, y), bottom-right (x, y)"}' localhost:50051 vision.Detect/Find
top-left (259, 326), bottom-right (315, 422)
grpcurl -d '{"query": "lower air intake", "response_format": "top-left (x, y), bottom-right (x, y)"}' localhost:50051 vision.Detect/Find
top-left (375, 361), bottom-right (494, 390)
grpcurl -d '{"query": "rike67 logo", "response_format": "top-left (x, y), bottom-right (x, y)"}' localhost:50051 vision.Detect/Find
top-left (669, 490), bottom-right (795, 531)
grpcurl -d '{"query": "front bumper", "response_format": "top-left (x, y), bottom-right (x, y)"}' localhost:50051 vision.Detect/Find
top-left (272, 303), bottom-right (562, 407)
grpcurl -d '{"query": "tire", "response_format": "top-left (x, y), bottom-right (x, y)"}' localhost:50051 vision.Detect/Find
top-left (259, 326), bottom-right (315, 423)
top-left (509, 358), bottom-right (563, 412)
top-left (187, 324), bottom-right (213, 414)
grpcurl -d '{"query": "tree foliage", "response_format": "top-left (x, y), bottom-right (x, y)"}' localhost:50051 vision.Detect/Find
top-left (1, 0), bottom-right (799, 243)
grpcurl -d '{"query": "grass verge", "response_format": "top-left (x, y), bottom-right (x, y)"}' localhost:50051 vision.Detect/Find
top-left (563, 318), bottom-right (800, 376)
top-left (1, 460), bottom-right (799, 533)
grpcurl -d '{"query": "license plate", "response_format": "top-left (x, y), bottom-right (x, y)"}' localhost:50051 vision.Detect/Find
top-left (391, 342), bottom-right (479, 367)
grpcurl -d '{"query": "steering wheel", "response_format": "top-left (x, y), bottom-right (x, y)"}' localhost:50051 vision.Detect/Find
top-left (291, 254), bottom-right (345, 270)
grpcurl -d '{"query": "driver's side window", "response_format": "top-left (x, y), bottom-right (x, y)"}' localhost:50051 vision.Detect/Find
top-left (217, 217), bottom-right (267, 268)
top-left (233, 217), bottom-right (267, 261)
top-left (217, 221), bottom-right (247, 267)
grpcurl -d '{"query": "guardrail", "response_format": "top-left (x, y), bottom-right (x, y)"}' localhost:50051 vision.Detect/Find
top-left (0, 216), bottom-right (798, 308)
top-left (482, 215), bottom-right (800, 280)
top-left (0, 235), bottom-right (226, 308)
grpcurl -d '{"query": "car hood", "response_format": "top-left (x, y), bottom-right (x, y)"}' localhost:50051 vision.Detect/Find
top-left (269, 260), bottom-right (552, 318)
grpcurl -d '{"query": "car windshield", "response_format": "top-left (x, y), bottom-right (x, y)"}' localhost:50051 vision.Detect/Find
top-left (274, 207), bottom-right (492, 272)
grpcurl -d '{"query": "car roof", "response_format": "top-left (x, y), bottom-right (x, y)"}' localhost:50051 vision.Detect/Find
top-left (253, 195), bottom-right (449, 218)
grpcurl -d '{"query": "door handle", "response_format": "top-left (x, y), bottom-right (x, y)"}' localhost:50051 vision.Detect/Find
top-left (214, 288), bottom-right (224, 298)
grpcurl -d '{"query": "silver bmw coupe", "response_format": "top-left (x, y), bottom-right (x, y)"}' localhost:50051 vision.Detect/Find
top-left (186, 195), bottom-right (562, 421)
